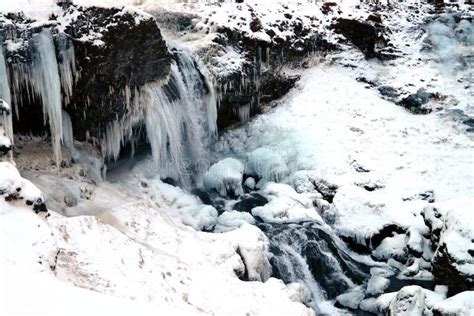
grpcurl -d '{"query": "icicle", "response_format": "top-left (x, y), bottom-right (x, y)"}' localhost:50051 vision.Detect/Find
top-left (31, 29), bottom-right (63, 166)
top-left (0, 42), bottom-right (13, 142)
top-left (57, 36), bottom-right (78, 106)
top-left (237, 104), bottom-right (250, 123)
top-left (61, 110), bottom-right (74, 150)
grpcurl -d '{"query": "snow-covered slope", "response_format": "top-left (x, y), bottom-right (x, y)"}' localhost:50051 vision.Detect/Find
top-left (0, 164), bottom-right (313, 316)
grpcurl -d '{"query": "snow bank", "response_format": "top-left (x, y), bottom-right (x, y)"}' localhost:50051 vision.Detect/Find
top-left (203, 157), bottom-right (244, 197)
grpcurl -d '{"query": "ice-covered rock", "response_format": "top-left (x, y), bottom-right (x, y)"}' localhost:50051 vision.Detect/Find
top-left (214, 211), bottom-right (256, 233)
top-left (373, 234), bottom-right (408, 261)
top-left (243, 177), bottom-right (256, 190)
top-left (252, 182), bottom-right (322, 224)
top-left (367, 275), bottom-right (390, 296)
top-left (245, 147), bottom-right (289, 183)
top-left (203, 158), bottom-right (245, 197)
top-left (291, 170), bottom-right (337, 202)
top-left (336, 290), bottom-right (365, 310)
top-left (222, 224), bottom-right (272, 282)
top-left (388, 286), bottom-right (425, 316)
top-left (286, 282), bottom-right (311, 305)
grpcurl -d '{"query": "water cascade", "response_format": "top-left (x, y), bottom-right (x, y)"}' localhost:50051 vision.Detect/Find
top-left (258, 221), bottom-right (371, 314)
top-left (100, 49), bottom-right (218, 186)
top-left (143, 50), bottom-right (218, 186)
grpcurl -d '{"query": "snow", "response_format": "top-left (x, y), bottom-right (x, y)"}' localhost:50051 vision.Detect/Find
top-left (373, 234), bottom-right (407, 261)
top-left (216, 64), bottom-right (473, 250)
top-left (203, 157), bottom-right (245, 197)
top-left (432, 291), bottom-right (474, 315)
top-left (1, 162), bottom-right (314, 316)
top-left (0, 125), bottom-right (11, 151)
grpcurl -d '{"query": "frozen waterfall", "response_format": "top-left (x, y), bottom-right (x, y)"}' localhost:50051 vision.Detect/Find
top-left (31, 30), bottom-right (64, 166)
top-left (101, 49), bottom-right (218, 186)
top-left (0, 41), bottom-right (13, 141)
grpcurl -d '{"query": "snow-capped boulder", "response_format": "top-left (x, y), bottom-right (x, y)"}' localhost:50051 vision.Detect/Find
top-left (203, 157), bottom-right (245, 197)
top-left (0, 162), bottom-right (48, 214)
top-left (0, 161), bottom-right (22, 198)
top-left (0, 124), bottom-right (12, 155)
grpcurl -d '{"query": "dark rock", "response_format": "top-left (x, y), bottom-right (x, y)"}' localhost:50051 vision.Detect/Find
top-left (332, 18), bottom-right (387, 58)
top-left (250, 17), bottom-right (262, 32)
top-left (378, 85), bottom-right (400, 100)
top-left (403, 190), bottom-right (435, 203)
top-left (63, 6), bottom-right (172, 140)
top-left (342, 224), bottom-right (407, 254)
top-left (234, 193), bottom-right (268, 213)
top-left (367, 14), bottom-right (383, 25)
top-left (321, 2), bottom-right (338, 15)
top-left (191, 188), bottom-right (227, 215)
top-left (463, 118), bottom-right (474, 128)
top-left (432, 244), bottom-right (474, 295)
top-left (397, 89), bottom-right (434, 114)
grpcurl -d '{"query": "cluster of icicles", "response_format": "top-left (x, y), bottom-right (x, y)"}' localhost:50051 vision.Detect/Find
top-left (0, 29), bottom-right (218, 184)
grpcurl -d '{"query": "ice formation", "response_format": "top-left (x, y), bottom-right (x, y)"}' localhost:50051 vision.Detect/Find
top-left (31, 30), bottom-right (64, 166)
top-left (203, 157), bottom-right (245, 197)
top-left (0, 44), bottom-right (12, 141)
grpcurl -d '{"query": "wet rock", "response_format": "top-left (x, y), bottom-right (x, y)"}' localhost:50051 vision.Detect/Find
top-left (397, 89), bottom-right (434, 114)
top-left (234, 193), bottom-right (268, 213)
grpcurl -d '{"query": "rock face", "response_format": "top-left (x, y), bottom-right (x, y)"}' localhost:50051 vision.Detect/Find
top-left (62, 6), bottom-right (172, 140)
top-left (0, 4), bottom-right (172, 141)
top-left (423, 200), bottom-right (474, 295)
top-left (331, 18), bottom-right (387, 59)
